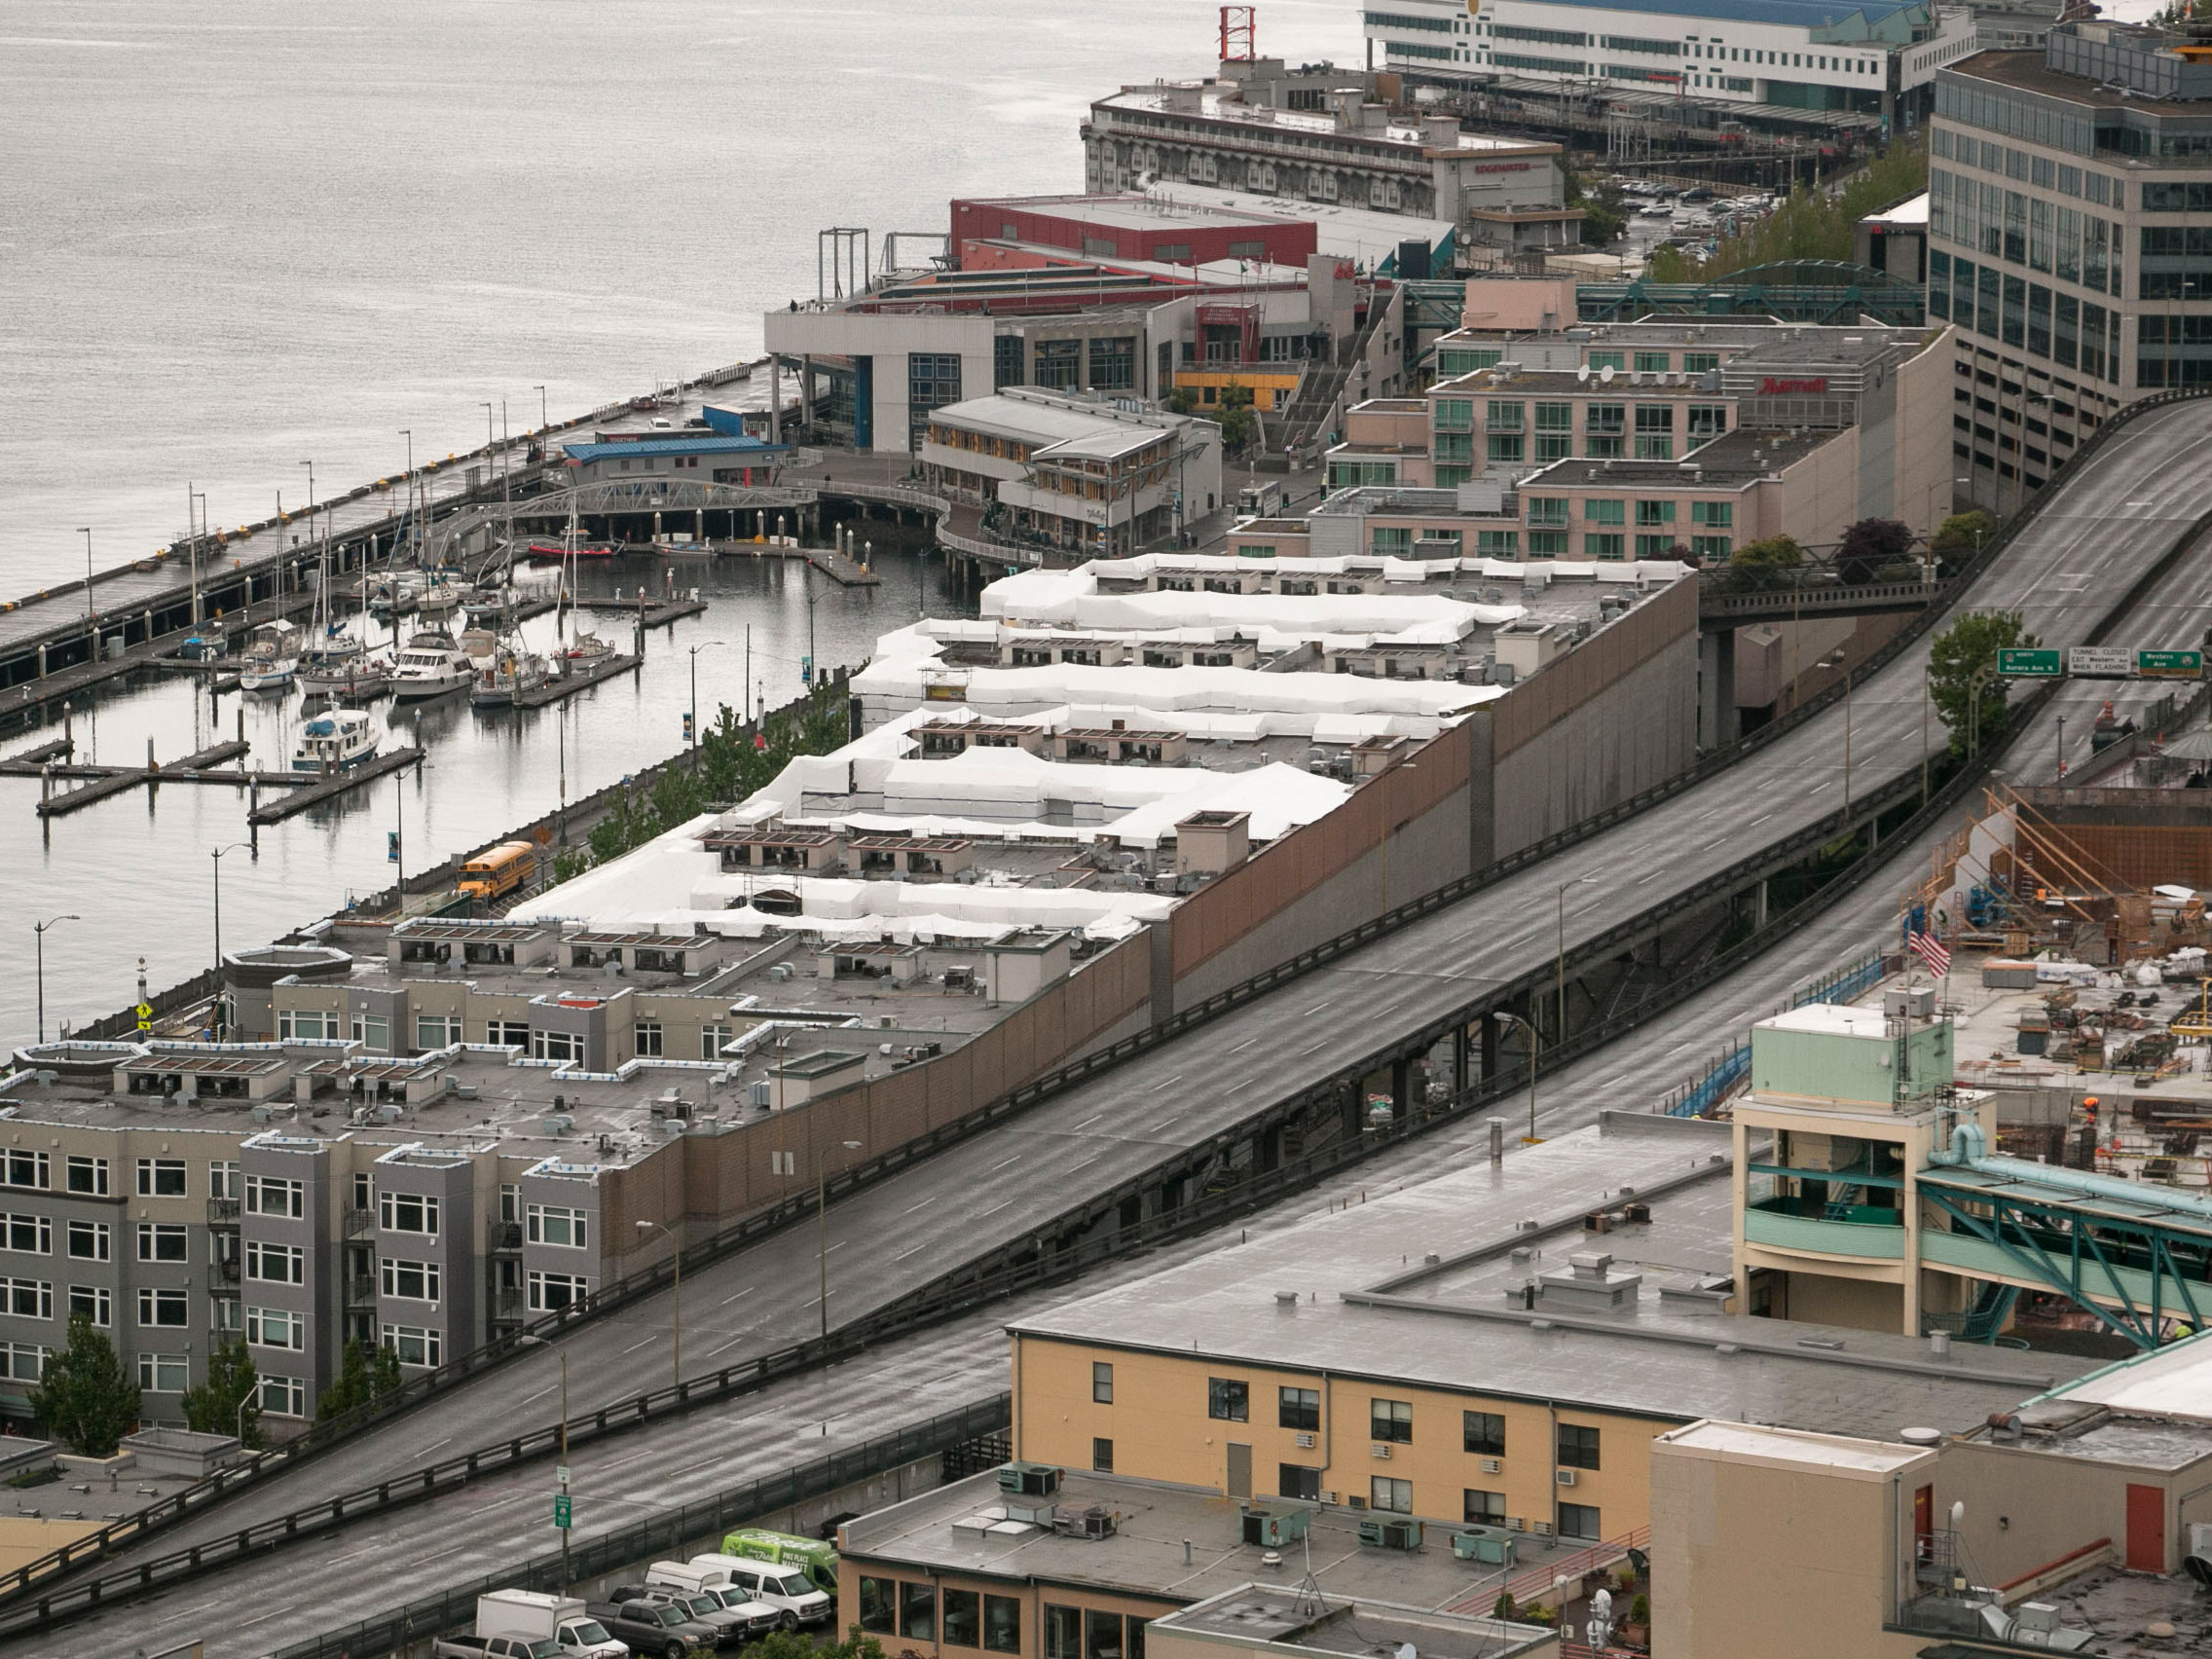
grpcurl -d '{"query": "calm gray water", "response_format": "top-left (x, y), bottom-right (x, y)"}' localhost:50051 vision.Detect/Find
top-left (0, 0), bottom-right (1352, 1044)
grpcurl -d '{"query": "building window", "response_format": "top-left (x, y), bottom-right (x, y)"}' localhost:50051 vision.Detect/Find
top-left (3, 1151), bottom-right (49, 1191)
top-left (528, 1029), bottom-right (581, 1064)
top-left (1046, 1605), bottom-right (1081, 1659)
top-left (1586, 531), bottom-right (1625, 559)
top-left (1683, 352), bottom-right (1719, 373)
top-left (1528, 530), bottom-right (1568, 557)
top-left (984, 1596), bottom-right (1021, 1655)
top-left (352, 1172), bottom-right (373, 1211)
top-left (0, 1343), bottom-right (45, 1382)
top-left (1279, 1463), bottom-right (1322, 1499)
top-left (1476, 531), bottom-right (1519, 558)
top-left (1464, 1411), bottom-right (1506, 1456)
top-left (66, 1220), bottom-right (108, 1262)
top-left (943, 1588), bottom-right (982, 1649)
top-left (1528, 497), bottom-right (1569, 529)
top-left (416, 1014), bottom-right (460, 1050)
top-left (701, 1023), bottom-right (732, 1060)
top-left (381, 1323), bottom-right (442, 1368)
top-left (1437, 347), bottom-right (1502, 375)
top-left (1465, 1489), bottom-right (1506, 1524)
top-left (1486, 399), bottom-right (1525, 432)
top-left (2, 1215), bottom-right (50, 1256)
top-left (277, 1009), bottom-right (337, 1041)
top-left (247, 1306), bottom-right (308, 1350)
top-left (1092, 1436), bottom-right (1115, 1471)
top-left (859, 1578), bottom-right (898, 1636)
top-left (529, 1271), bottom-right (588, 1312)
top-left (1691, 535), bottom-right (1732, 561)
top-left (3, 1279), bottom-right (53, 1320)
top-left (208, 1161), bottom-right (240, 1201)
top-left (1589, 351), bottom-right (1625, 371)
top-left (1092, 1361), bottom-right (1114, 1404)
top-left (211, 1295), bottom-right (242, 1333)
top-left (350, 1014), bottom-right (389, 1051)
top-left (1084, 1609), bottom-right (1124, 1659)
top-left (1558, 1422), bottom-right (1602, 1469)
top-left (1691, 499), bottom-right (1732, 528)
top-left (1687, 405), bottom-right (1727, 442)
top-left (380, 1191), bottom-right (440, 1236)
top-left (64, 1155), bottom-right (107, 1197)
top-left (259, 1374), bottom-right (309, 1417)
top-left (1208, 1376), bottom-right (1250, 1421)
top-left (527, 1203), bottom-right (589, 1249)
top-left (994, 336), bottom-right (1025, 390)
top-left (1634, 404), bottom-right (1674, 460)
top-left (1558, 1501), bottom-right (1603, 1540)
top-left (1279, 1385), bottom-right (1320, 1430)
top-left (244, 1175), bottom-right (305, 1219)
top-left (633, 1020), bottom-right (664, 1058)
top-left (1633, 351), bottom-right (1671, 373)
top-left (1434, 398), bottom-right (1473, 431)
top-left (1088, 337), bottom-right (1136, 390)
top-left (68, 1284), bottom-right (112, 1327)
top-left (1035, 339), bottom-right (1082, 391)
top-left (1635, 499), bottom-right (1676, 528)
top-left (1370, 1476), bottom-right (1413, 1512)
top-left (1487, 433), bottom-right (1525, 463)
top-left (245, 1240), bottom-right (305, 1284)
top-left (380, 1258), bottom-right (440, 1302)
top-left (137, 1286), bottom-right (188, 1328)
top-left (900, 1581), bottom-right (938, 1642)
top-left (138, 1223), bottom-right (189, 1263)
top-left (488, 1020), bottom-right (529, 1049)
top-left (1585, 498), bottom-right (1624, 525)
top-left (138, 1352), bottom-right (189, 1393)
top-left (1371, 1398), bottom-right (1412, 1443)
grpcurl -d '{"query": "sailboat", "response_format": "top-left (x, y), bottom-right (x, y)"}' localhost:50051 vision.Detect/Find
top-left (237, 619), bottom-right (303, 692)
top-left (554, 501), bottom-right (614, 665)
top-left (296, 548), bottom-right (366, 693)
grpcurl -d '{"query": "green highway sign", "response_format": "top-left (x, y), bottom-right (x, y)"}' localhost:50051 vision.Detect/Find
top-left (1998, 648), bottom-right (2062, 678)
top-left (2138, 649), bottom-right (2204, 678)
top-left (553, 1493), bottom-right (572, 1530)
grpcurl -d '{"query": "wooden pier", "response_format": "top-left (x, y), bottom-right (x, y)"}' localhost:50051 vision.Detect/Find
top-left (583, 596), bottom-right (708, 628)
top-left (484, 652), bottom-right (643, 711)
top-left (247, 746), bottom-right (424, 825)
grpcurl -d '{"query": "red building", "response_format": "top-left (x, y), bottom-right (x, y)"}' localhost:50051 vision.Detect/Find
top-left (951, 195), bottom-right (1317, 272)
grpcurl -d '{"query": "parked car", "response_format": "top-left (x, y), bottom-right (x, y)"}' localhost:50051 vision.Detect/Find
top-left (433, 1638), bottom-right (565, 1659)
top-left (687, 1556), bottom-right (833, 1628)
top-left (587, 1600), bottom-right (717, 1659)
top-left (608, 1582), bottom-right (764, 1647)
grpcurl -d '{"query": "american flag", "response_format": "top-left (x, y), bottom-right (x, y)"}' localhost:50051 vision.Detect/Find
top-left (1910, 929), bottom-right (1952, 977)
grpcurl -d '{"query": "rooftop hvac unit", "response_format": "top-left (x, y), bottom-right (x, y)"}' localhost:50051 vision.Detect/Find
top-left (749, 1081), bottom-right (773, 1108)
top-left (1358, 1518), bottom-right (1422, 1551)
top-left (765, 963), bottom-right (793, 982)
top-left (541, 1113), bottom-right (573, 1137)
top-left (1556, 1468), bottom-right (1578, 1487)
top-left (998, 1462), bottom-right (1062, 1499)
top-left (1241, 1506), bottom-right (1312, 1548)
top-left (1451, 1527), bottom-right (1518, 1566)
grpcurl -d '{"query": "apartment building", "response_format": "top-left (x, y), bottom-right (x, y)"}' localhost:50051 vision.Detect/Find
top-left (1928, 22), bottom-right (2212, 512)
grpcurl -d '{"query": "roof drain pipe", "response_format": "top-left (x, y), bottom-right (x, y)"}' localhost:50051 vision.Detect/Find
top-left (1926, 1122), bottom-right (1985, 1166)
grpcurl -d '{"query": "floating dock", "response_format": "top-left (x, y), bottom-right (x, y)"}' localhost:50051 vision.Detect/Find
top-left (478, 652), bottom-right (643, 711)
top-left (247, 746), bottom-right (424, 825)
top-left (583, 596), bottom-right (708, 628)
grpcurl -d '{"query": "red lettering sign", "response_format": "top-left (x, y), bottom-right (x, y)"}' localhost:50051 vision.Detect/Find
top-left (1758, 377), bottom-right (1828, 394)
top-left (1470, 162), bottom-right (1532, 173)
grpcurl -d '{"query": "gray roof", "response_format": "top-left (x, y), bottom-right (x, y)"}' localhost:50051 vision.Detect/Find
top-left (1010, 1121), bottom-right (2088, 1440)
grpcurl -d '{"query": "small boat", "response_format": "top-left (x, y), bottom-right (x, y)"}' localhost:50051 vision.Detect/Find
top-left (238, 620), bottom-right (302, 692)
top-left (564, 630), bottom-right (614, 662)
top-left (469, 644), bottom-right (555, 708)
top-left (290, 708), bottom-right (380, 773)
top-left (461, 585), bottom-right (518, 627)
top-left (307, 654), bottom-right (394, 704)
top-left (389, 629), bottom-right (475, 703)
top-left (176, 634), bottom-right (228, 662)
top-left (526, 541), bottom-right (617, 563)
top-left (416, 577), bottom-right (463, 618)
top-left (458, 627), bottom-right (500, 671)
top-left (369, 574), bottom-right (420, 619)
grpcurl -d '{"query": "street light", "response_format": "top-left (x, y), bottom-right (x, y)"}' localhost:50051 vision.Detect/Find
top-left (32, 914), bottom-right (80, 1045)
top-left (1493, 1011), bottom-right (1544, 1144)
top-left (687, 640), bottom-right (726, 774)
top-left (1968, 661), bottom-right (1997, 756)
top-left (634, 1218), bottom-right (681, 1390)
top-left (517, 1333), bottom-right (572, 1582)
top-left (211, 842), bottom-right (251, 1035)
top-left (1821, 649), bottom-right (1854, 812)
top-left (816, 1139), bottom-right (864, 1342)
top-left (78, 529), bottom-right (93, 627)
top-left (1556, 874), bottom-right (1598, 1047)
top-left (535, 385), bottom-right (548, 437)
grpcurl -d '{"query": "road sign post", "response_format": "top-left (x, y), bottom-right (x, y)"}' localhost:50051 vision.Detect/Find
top-left (1997, 648), bottom-right (2061, 679)
top-left (553, 1493), bottom-right (572, 1530)
top-left (2138, 649), bottom-right (2204, 679)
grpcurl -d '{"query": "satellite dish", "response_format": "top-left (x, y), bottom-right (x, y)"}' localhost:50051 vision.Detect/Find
top-left (1576, 364), bottom-right (1592, 383)
top-left (1599, 364), bottom-right (1615, 383)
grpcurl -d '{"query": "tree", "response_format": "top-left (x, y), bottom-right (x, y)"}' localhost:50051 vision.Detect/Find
top-left (316, 1337), bottom-right (404, 1422)
top-left (1929, 609), bottom-right (2039, 757)
top-left (1649, 138), bottom-right (1927, 282)
top-left (181, 1335), bottom-right (260, 1449)
top-left (1726, 534), bottom-right (1806, 591)
top-left (1930, 509), bottom-right (1994, 575)
top-left (751, 1629), bottom-right (887, 1659)
top-left (1566, 168), bottom-right (1626, 246)
top-left (33, 1314), bottom-right (141, 1456)
top-left (1492, 1591), bottom-right (1518, 1621)
top-left (1644, 243), bottom-right (1694, 283)
top-left (1835, 516), bottom-right (1915, 584)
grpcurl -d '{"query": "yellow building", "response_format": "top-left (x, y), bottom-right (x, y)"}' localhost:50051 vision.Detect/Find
top-left (997, 1122), bottom-right (2078, 1566)
top-left (1171, 370), bottom-right (1300, 413)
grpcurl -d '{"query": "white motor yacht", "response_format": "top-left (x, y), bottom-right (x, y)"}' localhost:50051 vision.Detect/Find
top-left (290, 709), bottom-right (381, 773)
top-left (389, 629), bottom-right (475, 702)
top-left (237, 620), bottom-right (303, 692)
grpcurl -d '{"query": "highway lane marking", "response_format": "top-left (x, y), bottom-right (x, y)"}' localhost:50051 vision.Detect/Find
top-left (977, 1200), bottom-right (1012, 1219)
top-left (902, 1196), bottom-right (939, 1214)
top-left (1072, 1114), bottom-right (1105, 1131)
top-left (622, 1335), bottom-right (662, 1354)
top-left (1703, 835), bottom-right (1726, 850)
top-left (825, 1238), bottom-right (847, 1254)
top-left (989, 1154), bottom-right (1021, 1171)
top-left (1808, 781), bottom-right (1832, 793)
top-left (1750, 812), bottom-right (1773, 827)
top-left (1151, 1074), bottom-right (1183, 1090)
top-left (1301, 1040), bottom-right (1329, 1055)
top-left (603, 1448), bottom-right (660, 1471)
top-left (518, 1381), bottom-right (560, 1407)
top-left (1228, 1038), bottom-right (1257, 1053)
top-left (721, 1286), bottom-right (756, 1307)
top-left (1637, 870), bottom-right (1660, 885)
top-left (895, 1243), bottom-right (930, 1262)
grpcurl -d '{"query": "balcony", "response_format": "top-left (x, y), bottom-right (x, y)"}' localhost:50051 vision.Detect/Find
top-left (487, 1220), bottom-right (523, 1254)
top-left (206, 1198), bottom-right (241, 1227)
top-left (214, 1256), bottom-right (240, 1285)
top-left (346, 1274), bottom-right (378, 1309)
top-left (344, 1206), bottom-right (376, 1239)
top-left (493, 1286), bottom-right (525, 1321)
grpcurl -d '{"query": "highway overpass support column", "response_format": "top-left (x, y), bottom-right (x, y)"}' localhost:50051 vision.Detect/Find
top-left (1699, 628), bottom-right (1738, 750)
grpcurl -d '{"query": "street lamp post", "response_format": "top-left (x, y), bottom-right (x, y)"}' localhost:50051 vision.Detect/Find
top-left (32, 914), bottom-right (80, 1045)
top-left (79, 529), bottom-right (93, 629)
top-left (535, 385), bottom-right (548, 439)
top-left (211, 842), bottom-right (251, 1034)
top-left (1968, 662), bottom-right (1996, 756)
top-left (687, 641), bottom-right (725, 774)
top-left (634, 1218), bottom-right (681, 1390)
top-left (1493, 1011), bottom-right (1544, 1144)
top-left (2057, 715), bottom-right (2068, 780)
top-left (815, 1139), bottom-right (864, 1342)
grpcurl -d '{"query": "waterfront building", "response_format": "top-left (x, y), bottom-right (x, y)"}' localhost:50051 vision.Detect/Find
top-left (1927, 22), bottom-right (2212, 512)
top-left (1079, 57), bottom-right (1580, 257)
top-left (1358, 0), bottom-right (1978, 134)
top-left (559, 431), bottom-right (787, 488)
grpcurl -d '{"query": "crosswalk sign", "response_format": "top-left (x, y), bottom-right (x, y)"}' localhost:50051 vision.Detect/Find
top-left (134, 1003), bottom-right (153, 1033)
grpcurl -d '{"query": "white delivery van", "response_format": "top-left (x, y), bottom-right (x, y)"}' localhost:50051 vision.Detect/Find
top-left (687, 1554), bottom-right (833, 1627)
top-left (478, 1591), bottom-right (631, 1659)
